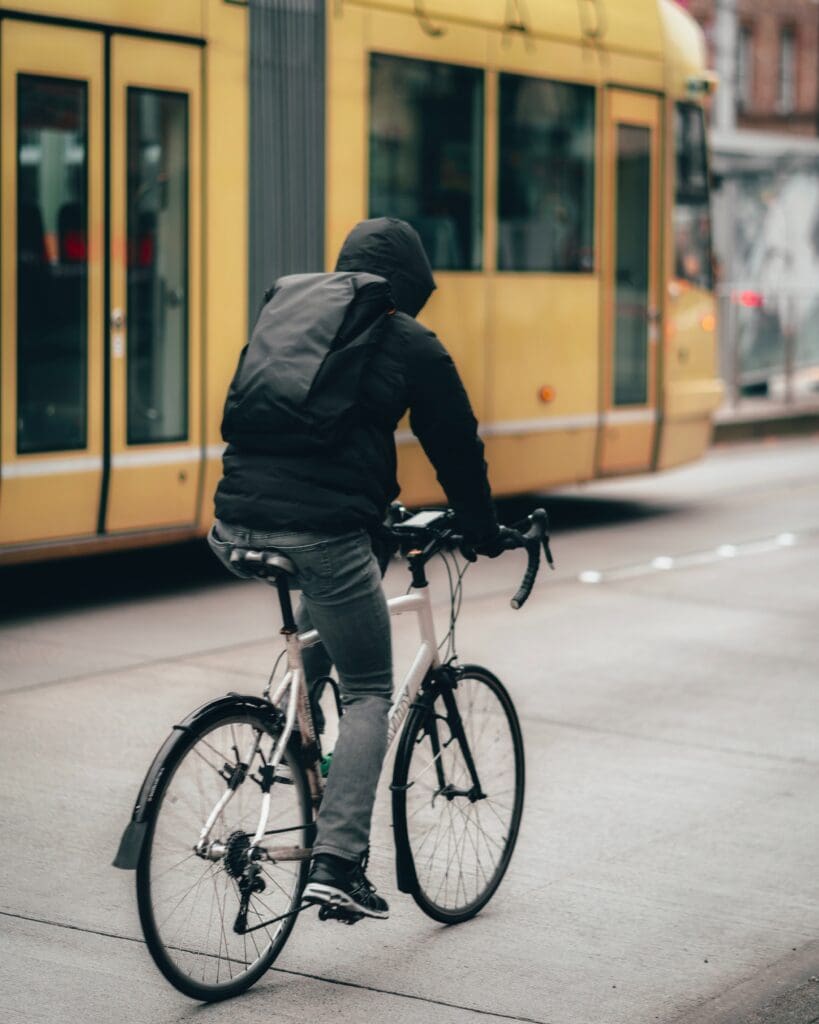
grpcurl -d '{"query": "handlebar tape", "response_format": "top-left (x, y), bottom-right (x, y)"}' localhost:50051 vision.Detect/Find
top-left (511, 541), bottom-right (540, 610)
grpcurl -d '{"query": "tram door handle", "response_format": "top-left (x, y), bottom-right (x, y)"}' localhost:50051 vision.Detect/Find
top-left (646, 305), bottom-right (661, 344)
top-left (110, 308), bottom-right (126, 358)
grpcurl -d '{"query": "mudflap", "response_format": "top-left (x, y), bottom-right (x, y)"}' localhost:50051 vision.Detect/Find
top-left (113, 820), bottom-right (149, 870)
top-left (394, 836), bottom-right (418, 895)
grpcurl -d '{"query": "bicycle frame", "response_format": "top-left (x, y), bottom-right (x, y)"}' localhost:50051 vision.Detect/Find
top-left (195, 583), bottom-right (441, 862)
top-left (116, 509), bottom-right (539, 994)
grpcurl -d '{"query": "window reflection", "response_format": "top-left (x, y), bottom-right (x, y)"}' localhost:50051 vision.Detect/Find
top-left (498, 75), bottom-right (595, 272)
top-left (127, 88), bottom-right (189, 445)
top-left (614, 124), bottom-right (650, 407)
top-left (17, 75), bottom-right (88, 454)
top-left (369, 54), bottom-right (483, 271)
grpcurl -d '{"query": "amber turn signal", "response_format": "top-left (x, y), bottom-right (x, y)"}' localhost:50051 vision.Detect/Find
top-left (538, 385), bottom-right (556, 403)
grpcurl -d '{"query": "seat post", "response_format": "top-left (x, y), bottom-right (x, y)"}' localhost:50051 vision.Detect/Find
top-left (275, 575), bottom-right (297, 634)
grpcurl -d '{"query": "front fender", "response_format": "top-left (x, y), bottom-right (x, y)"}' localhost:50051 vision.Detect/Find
top-left (112, 693), bottom-right (281, 870)
top-left (391, 689), bottom-right (436, 895)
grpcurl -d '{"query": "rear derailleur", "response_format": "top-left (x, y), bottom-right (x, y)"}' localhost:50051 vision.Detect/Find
top-left (224, 831), bottom-right (267, 935)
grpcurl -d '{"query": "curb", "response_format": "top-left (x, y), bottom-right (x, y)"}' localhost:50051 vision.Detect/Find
top-left (713, 410), bottom-right (819, 444)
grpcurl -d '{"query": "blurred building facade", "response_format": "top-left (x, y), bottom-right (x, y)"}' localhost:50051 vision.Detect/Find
top-left (678, 0), bottom-right (819, 404)
top-left (687, 0), bottom-right (818, 135)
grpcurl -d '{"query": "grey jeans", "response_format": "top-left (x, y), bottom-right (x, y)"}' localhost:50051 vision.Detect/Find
top-left (208, 520), bottom-right (392, 861)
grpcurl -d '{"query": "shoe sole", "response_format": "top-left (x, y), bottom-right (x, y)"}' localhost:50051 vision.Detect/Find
top-left (303, 881), bottom-right (389, 919)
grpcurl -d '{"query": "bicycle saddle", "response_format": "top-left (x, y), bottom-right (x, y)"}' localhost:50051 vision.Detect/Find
top-left (229, 548), bottom-right (297, 581)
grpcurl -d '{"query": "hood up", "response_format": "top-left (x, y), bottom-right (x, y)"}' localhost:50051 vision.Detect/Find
top-left (335, 217), bottom-right (436, 318)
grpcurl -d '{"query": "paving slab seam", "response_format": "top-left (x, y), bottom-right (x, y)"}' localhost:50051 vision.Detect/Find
top-left (0, 910), bottom-right (551, 1024)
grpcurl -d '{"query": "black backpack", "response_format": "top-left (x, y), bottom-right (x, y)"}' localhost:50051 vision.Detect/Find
top-left (221, 272), bottom-right (393, 453)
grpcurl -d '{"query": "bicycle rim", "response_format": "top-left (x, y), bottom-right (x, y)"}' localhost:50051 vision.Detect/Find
top-left (136, 711), bottom-right (311, 1001)
top-left (393, 665), bottom-right (524, 923)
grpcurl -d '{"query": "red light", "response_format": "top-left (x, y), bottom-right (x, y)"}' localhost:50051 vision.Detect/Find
top-left (735, 290), bottom-right (763, 309)
top-left (62, 231), bottom-right (87, 263)
top-left (138, 235), bottom-right (155, 268)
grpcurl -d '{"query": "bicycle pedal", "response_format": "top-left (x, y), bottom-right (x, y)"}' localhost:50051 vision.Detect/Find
top-left (317, 905), bottom-right (364, 925)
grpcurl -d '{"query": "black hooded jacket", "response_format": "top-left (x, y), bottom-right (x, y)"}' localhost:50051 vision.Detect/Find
top-left (214, 217), bottom-right (498, 543)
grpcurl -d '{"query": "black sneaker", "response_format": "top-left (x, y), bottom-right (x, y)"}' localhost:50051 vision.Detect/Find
top-left (303, 853), bottom-right (389, 919)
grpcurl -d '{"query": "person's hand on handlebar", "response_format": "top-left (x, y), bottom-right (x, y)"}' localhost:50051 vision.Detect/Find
top-left (463, 510), bottom-right (554, 608)
top-left (466, 525), bottom-right (523, 560)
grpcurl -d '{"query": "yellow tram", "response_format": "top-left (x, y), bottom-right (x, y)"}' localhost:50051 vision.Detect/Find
top-left (0, 0), bottom-right (721, 563)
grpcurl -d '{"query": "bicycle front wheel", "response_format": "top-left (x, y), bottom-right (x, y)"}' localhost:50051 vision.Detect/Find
top-left (392, 664), bottom-right (525, 924)
top-left (135, 708), bottom-right (312, 1001)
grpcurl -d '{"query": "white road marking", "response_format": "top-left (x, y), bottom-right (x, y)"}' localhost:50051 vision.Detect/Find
top-left (579, 533), bottom-right (801, 584)
top-left (579, 570), bottom-right (603, 584)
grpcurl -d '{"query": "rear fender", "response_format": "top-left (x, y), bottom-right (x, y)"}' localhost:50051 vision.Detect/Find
top-left (112, 693), bottom-right (282, 870)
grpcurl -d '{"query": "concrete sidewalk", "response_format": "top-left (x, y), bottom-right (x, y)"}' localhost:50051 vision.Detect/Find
top-left (2, 439), bottom-right (819, 1023)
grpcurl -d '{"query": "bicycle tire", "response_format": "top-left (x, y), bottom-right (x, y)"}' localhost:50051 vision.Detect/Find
top-left (135, 707), bottom-right (312, 1001)
top-left (392, 664), bottom-right (525, 924)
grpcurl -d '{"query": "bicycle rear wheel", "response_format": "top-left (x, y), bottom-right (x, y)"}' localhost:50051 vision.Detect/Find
top-left (392, 664), bottom-right (525, 924)
top-left (135, 708), bottom-right (311, 1001)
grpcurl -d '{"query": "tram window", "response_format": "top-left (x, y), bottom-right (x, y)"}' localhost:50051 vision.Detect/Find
top-left (498, 75), bottom-right (595, 273)
top-left (127, 88), bottom-right (189, 445)
top-left (614, 124), bottom-right (650, 406)
top-left (369, 54), bottom-right (483, 271)
top-left (16, 75), bottom-right (88, 454)
top-left (674, 103), bottom-right (713, 290)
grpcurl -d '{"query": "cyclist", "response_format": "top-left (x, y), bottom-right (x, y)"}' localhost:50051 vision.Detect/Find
top-left (210, 217), bottom-right (506, 919)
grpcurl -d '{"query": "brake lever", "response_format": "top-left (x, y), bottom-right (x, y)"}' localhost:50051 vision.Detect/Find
top-left (527, 508), bottom-right (554, 570)
top-left (542, 534), bottom-right (555, 570)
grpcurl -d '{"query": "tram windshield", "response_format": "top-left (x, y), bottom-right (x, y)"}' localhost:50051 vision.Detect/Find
top-left (673, 102), bottom-right (714, 291)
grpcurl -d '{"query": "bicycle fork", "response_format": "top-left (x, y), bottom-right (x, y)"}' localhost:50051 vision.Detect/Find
top-left (428, 674), bottom-right (486, 804)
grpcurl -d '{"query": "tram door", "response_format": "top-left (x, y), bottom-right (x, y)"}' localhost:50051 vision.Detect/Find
top-left (0, 21), bottom-right (202, 548)
top-left (105, 37), bottom-right (202, 532)
top-left (0, 22), bottom-right (105, 545)
top-left (598, 90), bottom-right (662, 475)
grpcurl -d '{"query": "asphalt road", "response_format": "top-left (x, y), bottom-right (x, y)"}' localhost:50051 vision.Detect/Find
top-left (1, 436), bottom-right (818, 1024)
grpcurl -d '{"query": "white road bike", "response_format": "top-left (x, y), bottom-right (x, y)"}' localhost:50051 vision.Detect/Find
top-left (114, 506), bottom-right (553, 1002)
